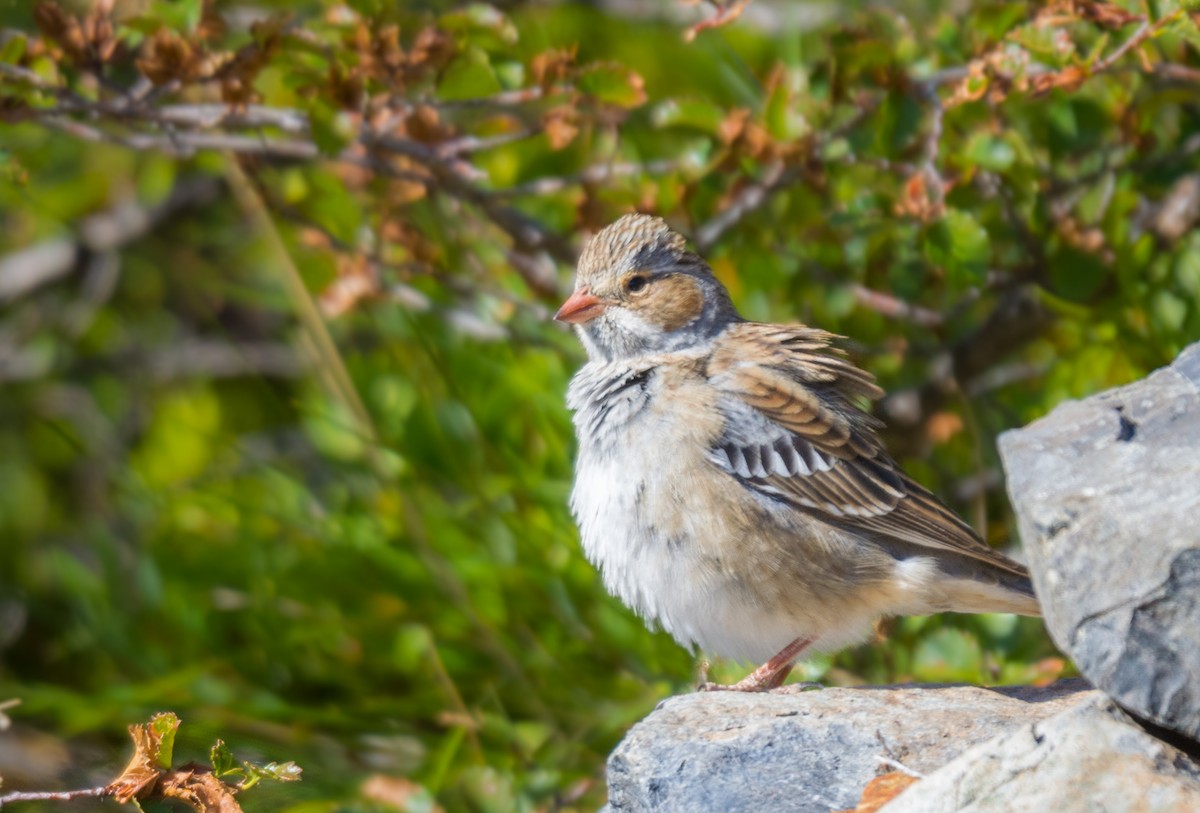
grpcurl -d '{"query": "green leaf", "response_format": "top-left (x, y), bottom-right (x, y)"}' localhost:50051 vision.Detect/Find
top-left (1050, 246), bottom-right (1108, 301)
top-left (764, 71), bottom-right (810, 141)
top-left (126, 0), bottom-right (204, 34)
top-left (652, 98), bottom-right (726, 133)
top-left (577, 64), bottom-right (647, 109)
top-left (346, 0), bottom-right (383, 14)
top-left (302, 396), bottom-right (367, 462)
top-left (439, 4), bottom-right (518, 49)
top-left (913, 628), bottom-right (984, 682)
top-left (1151, 288), bottom-right (1187, 332)
top-left (241, 760), bottom-right (303, 789)
top-left (926, 209), bottom-right (991, 282)
top-left (307, 103), bottom-right (356, 155)
top-left (0, 33), bottom-right (26, 64)
top-left (438, 47), bottom-right (502, 101)
top-left (1008, 22), bottom-right (1074, 64)
top-left (963, 133), bottom-right (1016, 172)
top-left (149, 713), bottom-right (180, 770)
top-left (210, 740), bottom-right (239, 777)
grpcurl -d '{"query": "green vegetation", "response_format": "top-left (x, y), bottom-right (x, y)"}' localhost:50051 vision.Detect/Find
top-left (1, 0), bottom-right (1198, 809)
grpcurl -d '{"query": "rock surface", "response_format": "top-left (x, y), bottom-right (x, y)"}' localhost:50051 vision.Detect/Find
top-left (880, 695), bottom-right (1200, 813)
top-left (605, 680), bottom-right (1096, 813)
top-left (999, 341), bottom-right (1200, 741)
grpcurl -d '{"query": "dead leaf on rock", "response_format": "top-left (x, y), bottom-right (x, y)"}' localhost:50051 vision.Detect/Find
top-left (835, 771), bottom-right (921, 813)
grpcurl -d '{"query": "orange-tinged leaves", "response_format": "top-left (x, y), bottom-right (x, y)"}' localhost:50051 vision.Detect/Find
top-left (33, 0), bottom-right (123, 67)
top-left (577, 63), bottom-right (647, 109)
top-left (1030, 64), bottom-right (1088, 95)
top-left (926, 411), bottom-right (964, 444)
top-left (409, 26), bottom-right (456, 72)
top-left (542, 106), bottom-right (579, 150)
top-left (137, 29), bottom-right (201, 84)
top-left (895, 172), bottom-right (944, 222)
top-left (531, 46), bottom-right (577, 89)
top-left (1070, 1), bottom-right (1144, 29)
top-left (404, 105), bottom-right (452, 144)
top-left (718, 108), bottom-right (772, 159)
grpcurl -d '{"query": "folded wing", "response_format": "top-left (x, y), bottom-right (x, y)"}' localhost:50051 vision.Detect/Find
top-left (706, 323), bottom-right (1027, 578)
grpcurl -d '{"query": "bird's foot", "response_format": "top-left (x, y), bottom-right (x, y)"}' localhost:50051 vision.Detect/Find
top-left (695, 636), bottom-right (815, 693)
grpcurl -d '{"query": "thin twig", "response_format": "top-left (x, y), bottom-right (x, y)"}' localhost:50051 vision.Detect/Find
top-left (0, 786), bottom-right (108, 808)
top-left (851, 285), bottom-right (944, 329)
top-left (875, 755), bottom-right (925, 779)
top-left (0, 177), bottom-right (222, 302)
top-left (495, 158), bottom-right (686, 197)
top-left (694, 162), bottom-right (797, 251)
top-left (27, 99), bottom-right (575, 269)
top-left (683, 0), bottom-right (753, 41)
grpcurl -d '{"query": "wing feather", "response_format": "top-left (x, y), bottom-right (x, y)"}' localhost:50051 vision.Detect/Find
top-left (707, 322), bottom-right (1027, 578)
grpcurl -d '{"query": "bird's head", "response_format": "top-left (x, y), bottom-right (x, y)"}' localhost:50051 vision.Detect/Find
top-left (555, 214), bottom-right (738, 362)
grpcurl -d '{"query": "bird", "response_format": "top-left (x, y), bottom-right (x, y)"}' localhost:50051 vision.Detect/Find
top-left (555, 213), bottom-right (1041, 692)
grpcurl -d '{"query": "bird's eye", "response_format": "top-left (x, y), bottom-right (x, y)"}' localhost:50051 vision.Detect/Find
top-left (626, 275), bottom-right (648, 294)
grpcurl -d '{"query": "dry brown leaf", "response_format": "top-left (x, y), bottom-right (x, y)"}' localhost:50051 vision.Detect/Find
top-left (683, 0), bottom-right (753, 42)
top-left (138, 29), bottom-right (203, 85)
top-left (1030, 64), bottom-right (1088, 95)
top-left (834, 771), bottom-right (921, 813)
top-left (1032, 657), bottom-right (1068, 686)
top-left (409, 27), bottom-right (455, 72)
top-left (717, 108), bottom-right (772, 160)
top-left (531, 46), bottom-right (577, 89)
top-left (542, 106), bottom-right (579, 151)
top-left (1073, 0), bottom-right (1144, 29)
top-left (34, 0), bottom-right (123, 66)
top-left (107, 713), bottom-right (180, 803)
top-left (944, 60), bottom-right (989, 109)
top-left (926, 411), bottom-right (964, 444)
top-left (159, 767), bottom-right (244, 813)
top-left (320, 254), bottom-right (378, 318)
top-left (404, 105), bottom-right (452, 144)
top-left (894, 172), bottom-right (944, 222)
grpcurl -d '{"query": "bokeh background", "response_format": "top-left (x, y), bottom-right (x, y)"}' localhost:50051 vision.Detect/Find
top-left (1, 0), bottom-right (1198, 809)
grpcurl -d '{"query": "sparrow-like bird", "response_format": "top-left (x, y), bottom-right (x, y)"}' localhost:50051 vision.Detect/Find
top-left (556, 213), bottom-right (1040, 692)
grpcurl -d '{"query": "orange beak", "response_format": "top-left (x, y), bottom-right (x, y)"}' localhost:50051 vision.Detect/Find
top-left (554, 288), bottom-right (606, 324)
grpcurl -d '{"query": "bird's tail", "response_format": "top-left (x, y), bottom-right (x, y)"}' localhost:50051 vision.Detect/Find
top-left (944, 563), bottom-right (1042, 617)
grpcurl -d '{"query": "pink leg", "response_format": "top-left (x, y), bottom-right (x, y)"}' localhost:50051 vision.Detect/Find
top-left (699, 636), bottom-right (814, 693)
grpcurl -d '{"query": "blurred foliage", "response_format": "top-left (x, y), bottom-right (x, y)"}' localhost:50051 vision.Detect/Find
top-left (1, 0), bottom-right (1199, 810)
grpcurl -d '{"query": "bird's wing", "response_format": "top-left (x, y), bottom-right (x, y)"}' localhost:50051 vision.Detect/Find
top-left (705, 323), bottom-right (1027, 577)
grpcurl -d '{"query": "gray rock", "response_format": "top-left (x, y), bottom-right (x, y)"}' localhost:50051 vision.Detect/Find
top-left (880, 695), bottom-right (1200, 813)
top-left (605, 680), bottom-right (1096, 813)
top-left (999, 342), bottom-right (1200, 741)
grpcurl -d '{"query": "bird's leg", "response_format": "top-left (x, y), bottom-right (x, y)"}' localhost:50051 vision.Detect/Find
top-left (698, 636), bottom-right (814, 693)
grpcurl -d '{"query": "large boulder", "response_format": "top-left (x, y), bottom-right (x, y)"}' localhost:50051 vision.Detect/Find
top-left (880, 695), bottom-right (1200, 813)
top-left (605, 681), bottom-right (1096, 813)
top-left (999, 342), bottom-right (1200, 741)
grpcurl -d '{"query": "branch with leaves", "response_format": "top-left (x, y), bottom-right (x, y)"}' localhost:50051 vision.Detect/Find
top-left (0, 713), bottom-right (300, 812)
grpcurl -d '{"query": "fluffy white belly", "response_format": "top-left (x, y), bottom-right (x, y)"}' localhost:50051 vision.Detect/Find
top-left (570, 405), bottom-right (876, 663)
top-left (566, 359), bottom-right (906, 663)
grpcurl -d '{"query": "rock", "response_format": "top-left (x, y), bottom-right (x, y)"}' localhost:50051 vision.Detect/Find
top-left (605, 680), bottom-right (1096, 813)
top-left (998, 342), bottom-right (1200, 741)
top-left (880, 695), bottom-right (1200, 813)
